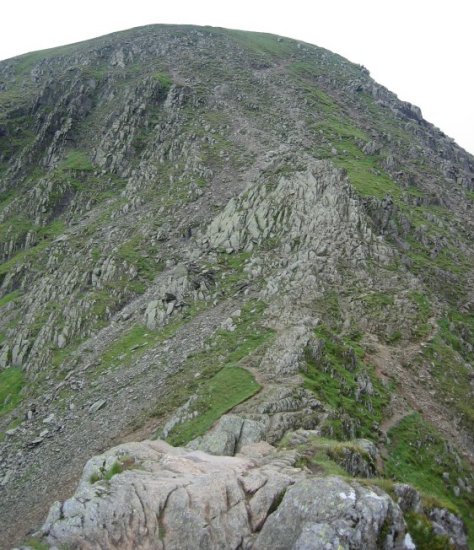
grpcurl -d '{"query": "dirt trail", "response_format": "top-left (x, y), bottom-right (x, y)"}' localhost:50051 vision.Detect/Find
top-left (366, 324), bottom-right (474, 465)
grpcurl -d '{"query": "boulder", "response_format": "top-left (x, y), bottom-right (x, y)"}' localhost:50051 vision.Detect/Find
top-left (37, 439), bottom-right (412, 550)
top-left (255, 476), bottom-right (406, 549)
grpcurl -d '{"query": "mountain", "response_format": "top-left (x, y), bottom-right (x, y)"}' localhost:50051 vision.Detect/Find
top-left (0, 24), bottom-right (473, 549)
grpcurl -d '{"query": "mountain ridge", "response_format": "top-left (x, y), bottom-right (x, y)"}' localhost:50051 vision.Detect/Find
top-left (0, 24), bottom-right (473, 548)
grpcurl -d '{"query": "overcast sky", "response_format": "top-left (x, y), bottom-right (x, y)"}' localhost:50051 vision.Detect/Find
top-left (1, 0), bottom-right (473, 153)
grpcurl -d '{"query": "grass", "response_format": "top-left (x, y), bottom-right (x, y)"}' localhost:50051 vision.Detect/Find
top-left (0, 367), bottom-right (24, 417)
top-left (166, 366), bottom-right (261, 446)
top-left (154, 300), bottom-right (274, 442)
top-left (0, 219), bottom-right (65, 277)
top-left (89, 455), bottom-right (136, 484)
top-left (285, 435), bottom-right (374, 477)
top-left (385, 413), bottom-right (474, 546)
top-left (359, 291), bottom-right (394, 310)
top-left (404, 512), bottom-right (454, 550)
top-left (213, 251), bottom-right (253, 294)
top-left (408, 290), bottom-right (432, 339)
top-left (302, 324), bottom-right (389, 439)
top-left (0, 216), bottom-right (34, 245)
top-left (23, 539), bottom-right (49, 550)
top-left (312, 290), bottom-right (343, 329)
top-left (115, 236), bottom-right (163, 280)
top-left (417, 311), bottom-right (474, 433)
top-left (153, 72), bottom-right (173, 89)
top-left (95, 301), bottom-right (207, 375)
top-left (0, 290), bottom-right (21, 308)
top-left (59, 150), bottom-right (94, 171)
top-left (98, 324), bottom-right (151, 371)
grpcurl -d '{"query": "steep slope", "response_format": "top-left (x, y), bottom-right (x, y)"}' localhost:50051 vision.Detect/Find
top-left (0, 25), bottom-right (473, 548)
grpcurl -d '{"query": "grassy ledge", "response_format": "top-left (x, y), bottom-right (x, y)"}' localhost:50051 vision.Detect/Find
top-left (166, 366), bottom-right (261, 446)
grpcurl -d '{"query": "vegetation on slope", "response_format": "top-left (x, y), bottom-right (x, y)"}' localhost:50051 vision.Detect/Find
top-left (303, 324), bottom-right (389, 439)
top-left (386, 413), bottom-right (474, 546)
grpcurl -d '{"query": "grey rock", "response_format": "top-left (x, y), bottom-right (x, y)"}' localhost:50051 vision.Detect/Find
top-left (188, 414), bottom-right (266, 456)
top-left (362, 140), bottom-right (382, 155)
top-left (38, 440), bottom-right (413, 550)
top-left (254, 476), bottom-right (406, 549)
top-left (429, 508), bottom-right (468, 549)
top-left (88, 399), bottom-right (107, 414)
top-left (393, 483), bottom-right (422, 514)
top-left (40, 439), bottom-right (294, 549)
top-left (43, 414), bottom-right (55, 424)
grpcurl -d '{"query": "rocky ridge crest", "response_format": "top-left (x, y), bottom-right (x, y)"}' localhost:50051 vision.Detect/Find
top-left (0, 25), bottom-right (473, 548)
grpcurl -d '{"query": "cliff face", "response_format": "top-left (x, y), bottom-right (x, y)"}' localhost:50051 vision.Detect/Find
top-left (0, 25), bottom-right (473, 548)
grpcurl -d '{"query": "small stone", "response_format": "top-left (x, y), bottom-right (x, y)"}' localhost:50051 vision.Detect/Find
top-left (40, 429), bottom-right (49, 438)
top-left (57, 334), bottom-right (67, 349)
top-left (43, 414), bottom-right (55, 424)
top-left (5, 428), bottom-right (18, 436)
top-left (89, 400), bottom-right (107, 414)
top-left (1, 470), bottom-right (12, 486)
top-left (221, 318), bottom-right (236, 332)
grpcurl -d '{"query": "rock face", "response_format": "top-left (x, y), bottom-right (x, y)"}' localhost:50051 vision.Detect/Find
top-left (0, 24), bottom-right (473, 548)
top-left (39, 439), bottom-right (408, 550)
top-left (256, 477), bottom-right (405, 550)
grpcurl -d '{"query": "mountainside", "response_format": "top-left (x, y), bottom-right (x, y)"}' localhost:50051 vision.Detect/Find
top-left (0, 24), bottom-right (473, 549)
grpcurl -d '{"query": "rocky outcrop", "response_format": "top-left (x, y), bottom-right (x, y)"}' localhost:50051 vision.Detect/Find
top-left (255, 476), bottom-right (406, 550)
top-left (36, 439), bottom-right (411, 550)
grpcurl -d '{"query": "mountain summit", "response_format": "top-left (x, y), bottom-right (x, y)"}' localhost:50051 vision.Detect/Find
top-left (0, 25), bottom-right (473, 548)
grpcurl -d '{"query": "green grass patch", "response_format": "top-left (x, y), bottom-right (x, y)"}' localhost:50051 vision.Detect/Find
top-left (335, 153), bottom-right (401, 199)
top-left (0, 367), bottom-right (24, 417)
top-left (213, 251), bottom-right (253, 294)
top-left (23, 538), bottom-right (49, 550)
top-left (0, 216), bottom-right (34, 244)
top-left (386, 413), bottom-right (474, 546)
top-left (166, 366), bottom-right (261, 446)
top-left (154, 300), bottom-right (273, 442)
top-left (153, 72), bottom-right (172, 89)
top-left (360, 291), bottom-right (394, 308)
top-left (59, 150), bottom-right (94, 171)
top-left (404, 512), bottom-right (454, 550)
top-left (418, 311), bottom-right (474, 433)
top-left (115, 236), bottom-right (163, 280)
top-left (96, 301), bottom-right (207, 375)
top-left (285, 434), bottom-right (374, 477)
top-left (89, 455), bottom-right (136, 484)
top-left (98, 324), bottom-right (152, 371)
top-left (408, 290), bottom-right (432, 339)
top-left (303, 324), bottom-right (389, 439)
top-left (0, 290), bottom-right (21, 308)
top-left (0, 219), bottom-right (65, 277)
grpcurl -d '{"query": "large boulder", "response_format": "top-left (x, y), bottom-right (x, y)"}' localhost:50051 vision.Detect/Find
top-left (35, 439), bottom-right (414, 549)
top-left (254, 476), bottom-right (406, 550)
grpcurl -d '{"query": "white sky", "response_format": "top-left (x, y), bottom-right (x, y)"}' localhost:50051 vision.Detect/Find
top-left (1, 0), bottom-right (473, 154)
